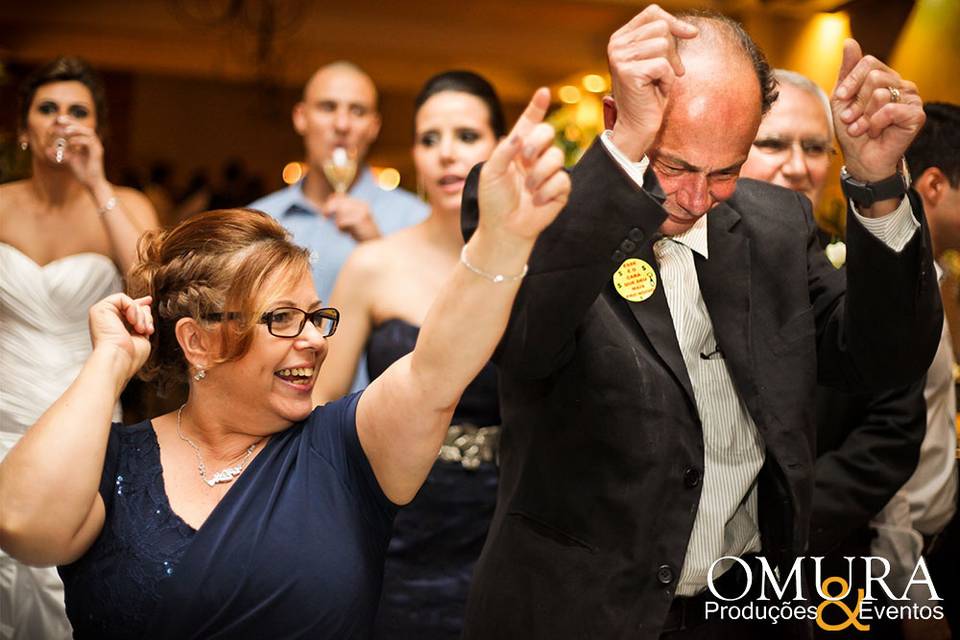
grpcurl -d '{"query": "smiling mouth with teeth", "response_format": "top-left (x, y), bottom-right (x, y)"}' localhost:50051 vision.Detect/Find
top-left (275, 367), bottom-right (316, 384)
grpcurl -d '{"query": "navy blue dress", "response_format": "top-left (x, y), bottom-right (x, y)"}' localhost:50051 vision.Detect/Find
top-left (58, 392), bottom-right (396, 639)
top-left (367, 319), bottom-right (500, 639)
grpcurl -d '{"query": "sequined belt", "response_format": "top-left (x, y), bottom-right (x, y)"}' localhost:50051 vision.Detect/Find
top-left (438, 424), bottom-right (500, 470)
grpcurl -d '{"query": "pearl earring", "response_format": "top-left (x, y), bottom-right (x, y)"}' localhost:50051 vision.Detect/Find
top-left (193, 369), bottom-right (206, 381)
top-left (19, 140), bottom-right (28, 151)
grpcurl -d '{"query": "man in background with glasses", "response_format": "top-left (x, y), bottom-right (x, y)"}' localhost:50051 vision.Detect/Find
top-left (741, 68), bottom-right (932, 639)
top-left (741, 70), bottom-right (837, 211)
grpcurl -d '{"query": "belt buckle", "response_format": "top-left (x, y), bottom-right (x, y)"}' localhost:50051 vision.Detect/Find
top-left (437, 424), bottom-right (501, 469)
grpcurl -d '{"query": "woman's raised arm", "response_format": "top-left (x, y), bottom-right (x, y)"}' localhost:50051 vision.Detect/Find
top-left (355, 89), bottom-right (569, 504)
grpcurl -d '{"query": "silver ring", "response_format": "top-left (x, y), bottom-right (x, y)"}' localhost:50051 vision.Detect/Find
top-left (888, 86), bottom-right (901, 104)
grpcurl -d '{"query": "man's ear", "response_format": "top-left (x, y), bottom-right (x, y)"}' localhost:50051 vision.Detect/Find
top-left (603, 96), bottom-right (618, 130)
top-left (914, 166), bottom-right (947, 209)
top-left (175, 317), bottom-right (215, 374)
top-left (292, 101), bottom-right (308, 136)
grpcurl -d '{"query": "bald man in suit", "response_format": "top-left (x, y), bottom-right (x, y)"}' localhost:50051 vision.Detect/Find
top-left (461, 7), bottom-right (940, 639)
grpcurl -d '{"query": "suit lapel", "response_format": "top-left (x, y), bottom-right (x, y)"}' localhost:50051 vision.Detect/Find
top-left (624, 240), bottom-right (697, 408)
top-left (695, 204), bottom-right (762, 421)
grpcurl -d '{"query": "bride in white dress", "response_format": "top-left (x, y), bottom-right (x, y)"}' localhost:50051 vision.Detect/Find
top-left (0, 57), bottom-right (157, 640)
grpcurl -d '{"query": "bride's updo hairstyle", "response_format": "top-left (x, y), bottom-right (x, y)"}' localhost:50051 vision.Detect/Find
top-left (128, 208), bottom-right (310, 390)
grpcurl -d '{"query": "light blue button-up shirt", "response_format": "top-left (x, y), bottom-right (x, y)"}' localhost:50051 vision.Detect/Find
top-left (250, 167), bottom-right (428, 391)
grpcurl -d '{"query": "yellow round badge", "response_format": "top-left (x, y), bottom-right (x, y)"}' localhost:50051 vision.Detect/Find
top-left (613, 258), bottom-right (657, 302)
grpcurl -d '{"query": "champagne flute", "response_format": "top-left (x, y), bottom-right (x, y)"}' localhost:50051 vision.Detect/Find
top-left (50, 117), bottom-right (69, 164)
top-left (54, 137), bottom-right (67, 164)
top-left (322, 146), bottom-right (358, 194)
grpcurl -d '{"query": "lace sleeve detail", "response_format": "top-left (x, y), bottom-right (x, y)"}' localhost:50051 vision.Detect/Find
top-left (59, 421), bottom-right (195, 639)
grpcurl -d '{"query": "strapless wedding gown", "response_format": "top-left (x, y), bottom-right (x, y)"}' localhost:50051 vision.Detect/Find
top-left (0, 242), bottom-right (123, 640)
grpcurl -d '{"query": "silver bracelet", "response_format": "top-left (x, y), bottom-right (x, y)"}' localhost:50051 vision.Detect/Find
top-left (98, 195), bottom-right (118, 217)
top-left (459, 244), bottom-right (528, 283)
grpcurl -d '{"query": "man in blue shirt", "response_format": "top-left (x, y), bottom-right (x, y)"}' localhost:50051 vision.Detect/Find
top-left (251, 61), bottom-right (427, 390)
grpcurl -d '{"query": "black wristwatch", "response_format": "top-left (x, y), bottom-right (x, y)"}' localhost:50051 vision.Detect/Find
top-left (840, 160), bottom-right (911, 208)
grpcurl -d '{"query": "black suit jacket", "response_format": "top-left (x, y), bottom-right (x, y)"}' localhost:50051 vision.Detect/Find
top-left (460, 140), bottom-right (942, 639)
top-left (804, 378), bottom-right (928, 640)
top-left (810, 371), bottom-right (927, 556)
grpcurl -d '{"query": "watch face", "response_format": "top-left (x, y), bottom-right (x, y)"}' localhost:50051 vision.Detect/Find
top-left (841, 168), bottom-right (908, 207)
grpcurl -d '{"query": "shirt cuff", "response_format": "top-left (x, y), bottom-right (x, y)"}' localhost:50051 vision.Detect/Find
top-left (600, 130), bottom-right (649, 189)
top-left (851, 196), bottom-right (919, 252)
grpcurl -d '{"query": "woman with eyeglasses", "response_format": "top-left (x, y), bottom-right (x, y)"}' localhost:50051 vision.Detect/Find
top-left (0, 88), bottom-right (568, 639)
top-left (314, 70), bottom-right (507, 638)
top-left (0, 56), bottom-right (157, 639)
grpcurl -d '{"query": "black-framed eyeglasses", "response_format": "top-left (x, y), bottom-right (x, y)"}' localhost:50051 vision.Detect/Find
top-left (203, 307), bottom-right (340, 338)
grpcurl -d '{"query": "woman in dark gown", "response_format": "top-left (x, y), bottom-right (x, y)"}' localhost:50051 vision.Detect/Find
top-left (367, 321), bottom-right (499, 636)
top-left (0, 86), bottom-right (570, 638)
top-left (314, 71), bottom-right (506, 637)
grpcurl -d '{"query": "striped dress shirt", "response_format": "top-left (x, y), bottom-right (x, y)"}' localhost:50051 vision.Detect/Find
top-left (653, 227), bottom-right (764, 595)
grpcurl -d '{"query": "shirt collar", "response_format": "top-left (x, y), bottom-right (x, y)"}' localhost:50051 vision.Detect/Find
top-left (667, 214), bottom-right (709, 259)
top-left (281, 165), bottom-right (376, 217)
top-left (277, 180), bottom-right (317, 218)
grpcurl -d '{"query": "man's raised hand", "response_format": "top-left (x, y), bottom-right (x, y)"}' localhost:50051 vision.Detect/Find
top-left (606, 4), bottom-right (698, 160)
top-left (832, 39), bottom-right (925, 185)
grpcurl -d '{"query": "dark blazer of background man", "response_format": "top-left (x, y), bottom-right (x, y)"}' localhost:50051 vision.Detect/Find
top-left (460, 8), bottom-right (941, 640)
top-left (734, 68), bottom-right (928, 569)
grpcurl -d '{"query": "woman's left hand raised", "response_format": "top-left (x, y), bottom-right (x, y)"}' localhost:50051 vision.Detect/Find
top-left (477, 88), bottom-right (570, 242)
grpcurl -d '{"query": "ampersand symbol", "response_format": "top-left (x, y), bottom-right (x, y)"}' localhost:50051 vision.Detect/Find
top-left (816, 577), bottom-right (870, 631)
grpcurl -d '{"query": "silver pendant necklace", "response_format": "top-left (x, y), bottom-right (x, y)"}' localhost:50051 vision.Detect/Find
top-left (176, 404), bottom-right (260, 487)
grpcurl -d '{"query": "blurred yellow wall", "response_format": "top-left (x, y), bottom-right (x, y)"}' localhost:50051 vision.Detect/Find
top-left (742, 1), bottom-right (959, 105)
top-left (889, 0), bottom-right (960, 104)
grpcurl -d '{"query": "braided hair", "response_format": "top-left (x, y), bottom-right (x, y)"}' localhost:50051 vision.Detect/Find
top-left (127, 208), bottom-right (310, 392)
